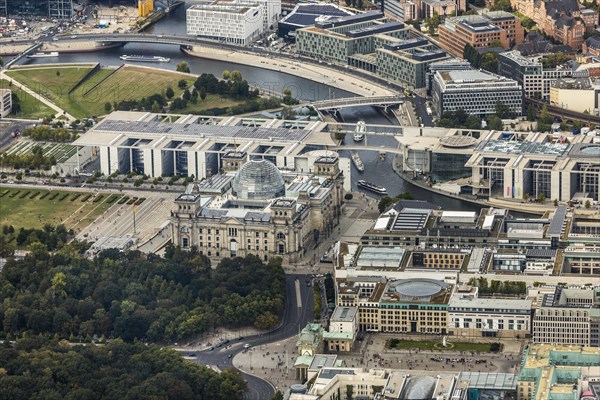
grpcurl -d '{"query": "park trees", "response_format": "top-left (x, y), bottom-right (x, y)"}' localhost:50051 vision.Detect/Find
top-left (0, 249), bottom-right (285, 343)
top-left (176, 61), bottom-right (190, 73)
top-left (0, 337), bottom-right (247, 400)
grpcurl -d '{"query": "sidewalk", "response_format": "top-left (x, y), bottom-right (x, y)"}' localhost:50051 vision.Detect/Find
top-left (185, 45), bottom-right (394, 98)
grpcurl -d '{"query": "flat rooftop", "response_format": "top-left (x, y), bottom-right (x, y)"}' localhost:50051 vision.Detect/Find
top-left (331, 306), bottom-right (358, 322)
top-left (440, 69), bottom-right (505, 83)
top-left (93, 119), bottom-right (312, 142)
top-left (447, 15), bottom-right (502, 33)
top-left (280, 3), bottom-right (353, 28)
top-left (552, 77), bottom-right (593, 90)
top-left (479, 139), bottom-right (571, 156)
top-left (448, 295), bottom-right (532, 311)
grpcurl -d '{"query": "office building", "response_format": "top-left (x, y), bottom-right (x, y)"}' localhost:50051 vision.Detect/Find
top-left (1, 0), bottom-right (73, 18)
top-left (464, 131), bottom-right (600, 203)
top-left (431, 69), bottom-right (523, 117)
top-left (376, 37), bottom-right (449, 89)
top-left (550, 77), bottom-right (599, 115)
top-left (361, 205), bottom-right (504, 249)
top-left (498, 50), bottom-right (575, 101)
top-left (278, 3), bottom-right (353, 39)
top-left (426, 58), bottom-right (472, 94)
top-left (532, 286), bottom-right (600, 347)
top-left (296, 12), bottom-right (449, 88)
top-left (186, 0), bottom-right (280, 46)
top-left (0, 89), bottom-right (12, 118)
top-left (383, 0), bottom-right (417, 22)
top-left (448, 287), bottom-right (532, 338)
top-left (439, 13), bottom-right (523, 57)
top-left (517, 344), bottom-right (600, 400)
top-left (74, 111), bottom-right (352, 181)
top-left (482, 10), bottom-right (525, 46)
top-left (325, 306), bottom-right (357, 352)
top-left (171, 156), bottom-right (343, 263)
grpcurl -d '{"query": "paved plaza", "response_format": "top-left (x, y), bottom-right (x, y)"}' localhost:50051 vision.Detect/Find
top-left (233, 332), bottom-right (523, 391)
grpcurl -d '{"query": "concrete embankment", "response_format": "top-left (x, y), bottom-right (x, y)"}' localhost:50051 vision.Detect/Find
top-left (182, 46), bottom-right (393, 98)
top-left (0, 40), bottom-right (122, 56)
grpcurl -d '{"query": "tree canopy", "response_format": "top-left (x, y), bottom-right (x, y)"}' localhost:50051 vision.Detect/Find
top-left (0, 249), bottom-right (286, 342)
top-left (0, 337), bottom-right (246, 400)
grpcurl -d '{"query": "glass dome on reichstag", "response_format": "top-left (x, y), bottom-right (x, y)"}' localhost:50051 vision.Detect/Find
top-left (232, 159), bottom-right (285, 200)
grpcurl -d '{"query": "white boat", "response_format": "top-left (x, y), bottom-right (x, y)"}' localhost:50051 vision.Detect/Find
top-left (351, 152), bottom-right (364, 172)
top-left (119, 55), bottom-right (170, 63)
top-left (353, 120), bottom-right (366, 142)
top-left (357, 180), bottom-right (387, 195)
top-left (27, 51), bottom-right (59, 58)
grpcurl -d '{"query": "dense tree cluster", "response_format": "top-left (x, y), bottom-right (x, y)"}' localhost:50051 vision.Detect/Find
top-left (0, 224), bottom-right (72, 256)
top-left (489, 0), bottom-right (512, 11)
top-left (113, 93), bottom-right (167, 113)
top-left (468, 277), bottom-right (527, 296)
top-left (0, 145), bottom-right (57, 170)
top-left (436, 109), bottom-right (482, 130)
top-left (378, 192), bottom-right (415, 212)
top-left (0, 337), bottom-right (246, 400)
top-left (22, 126), bottom-right (77, 142)
top-left (194, 72), bottom-right (258, 101)
top-left (463, 44), bottom-right (499, 73)
top-left (0, 248), bottom-right (286, 342)
top-left (540, 52), bottom-right (569, 69)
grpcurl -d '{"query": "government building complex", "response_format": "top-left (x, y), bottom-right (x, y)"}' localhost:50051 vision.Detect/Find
top-left (171, 156), bottom-right (344, 263)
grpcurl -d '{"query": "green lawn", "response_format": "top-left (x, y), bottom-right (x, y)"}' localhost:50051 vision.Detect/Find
top-left (6, 65), bottom-right (198, 118)
top-left (176, 94), bottom-right (243, 114)
top-left (387, 339), bottom-right (502, 353)
top-left (0, 79), bottom-right (54, 120)
top-left (0, 188), bottom-right (117, 230)
top-left (82, 66), bottom-right (197, 115)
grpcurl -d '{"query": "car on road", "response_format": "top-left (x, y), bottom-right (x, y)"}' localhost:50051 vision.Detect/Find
top-left (188, 353), bottom-right (196, 357)
top-left (228, 354), bottom-right (232, 358)
top-left (244, 343), bottom-right (252, 349)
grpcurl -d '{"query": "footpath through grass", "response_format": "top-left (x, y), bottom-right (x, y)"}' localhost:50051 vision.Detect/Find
top-left (6, 65), bottom-right (197, 118)
top-left (387, 338), bottom-right (502, 353)
top-left (0, 188), bottom-right (118, 230)
top-left (0, 79), bottom-right (54, 119)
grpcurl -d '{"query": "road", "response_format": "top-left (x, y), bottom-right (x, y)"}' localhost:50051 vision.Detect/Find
top-left (190, 274), bottom-right (314, 400)
top-left (0, 120), bottom-right (34, 150)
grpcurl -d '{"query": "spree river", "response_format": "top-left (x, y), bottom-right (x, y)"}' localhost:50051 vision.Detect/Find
top-left (14, 5), bottom-right (481, 211)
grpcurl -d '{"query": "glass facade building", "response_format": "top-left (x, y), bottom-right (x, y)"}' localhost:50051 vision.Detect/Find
top-left (431, 153), bottom-right (471, 182)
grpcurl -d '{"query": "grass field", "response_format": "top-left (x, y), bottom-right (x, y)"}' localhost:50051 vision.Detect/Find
top-left (0, 79), bottom-right (54, 119)
top-left (177, 95), bottom-right (243, 114)
top-left (6, 65), bottom-right (197, 118)
top-left (0, 188), bottom-right (119, 230)
top-left (387, 339), bottom-right (501, 353)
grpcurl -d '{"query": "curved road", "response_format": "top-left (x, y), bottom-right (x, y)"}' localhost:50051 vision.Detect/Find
top-left (191, 274), bottom-right (314, 400)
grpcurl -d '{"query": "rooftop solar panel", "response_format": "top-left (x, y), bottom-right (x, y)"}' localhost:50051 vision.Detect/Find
top-left (96, 119), bottom-right (311, 142)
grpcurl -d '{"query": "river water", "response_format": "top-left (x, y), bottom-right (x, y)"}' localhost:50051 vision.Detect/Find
top-left (14, 5), bottom-right (481, 211)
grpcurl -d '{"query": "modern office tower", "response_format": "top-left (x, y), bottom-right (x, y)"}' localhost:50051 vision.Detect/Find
top-left (431, 69), bottom-right (523, 117)
top-left (3, 0), bottom-right (73, 18)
